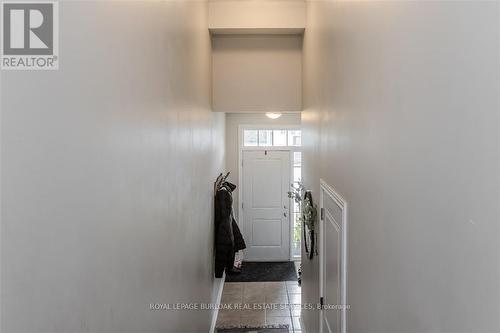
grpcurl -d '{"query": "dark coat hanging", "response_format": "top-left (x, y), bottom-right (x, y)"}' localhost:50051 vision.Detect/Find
top-left (214, 182), bottom-right (246, 278)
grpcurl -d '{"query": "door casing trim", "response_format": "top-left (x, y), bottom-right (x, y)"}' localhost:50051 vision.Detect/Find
top-left (238, 125), bottom-right (301, 261)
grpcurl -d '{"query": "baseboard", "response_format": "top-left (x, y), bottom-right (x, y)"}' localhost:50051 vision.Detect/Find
top-left (209, 273), bottom-right (225, 333)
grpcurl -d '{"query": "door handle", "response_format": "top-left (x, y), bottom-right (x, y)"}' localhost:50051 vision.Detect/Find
top-left (284, 212), bottom-right (287, 217)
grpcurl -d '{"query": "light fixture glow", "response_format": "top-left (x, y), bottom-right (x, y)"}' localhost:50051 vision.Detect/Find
top-left (265, 112), bottom-right (282, 120)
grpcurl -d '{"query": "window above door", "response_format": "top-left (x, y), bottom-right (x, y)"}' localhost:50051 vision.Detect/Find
top-left (243, 129), bottom-right (301, 147)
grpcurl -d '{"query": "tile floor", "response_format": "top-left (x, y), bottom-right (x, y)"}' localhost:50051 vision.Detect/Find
top-left (216, 281), bottom-right (303, 332)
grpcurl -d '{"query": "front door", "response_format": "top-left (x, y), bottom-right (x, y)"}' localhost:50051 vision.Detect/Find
top-left (242, 150), bottom-right (290, 261)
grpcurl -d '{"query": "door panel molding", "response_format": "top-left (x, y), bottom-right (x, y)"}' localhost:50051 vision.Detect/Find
top-left (319, 179), bottom-right (348, 333)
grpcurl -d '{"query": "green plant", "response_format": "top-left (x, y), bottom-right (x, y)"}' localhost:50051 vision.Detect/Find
top-left (288, 181), bottom-right (317, 231)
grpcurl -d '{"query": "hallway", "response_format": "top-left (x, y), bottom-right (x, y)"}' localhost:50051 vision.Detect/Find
top-left (1, 1), bottom-right (499, 333)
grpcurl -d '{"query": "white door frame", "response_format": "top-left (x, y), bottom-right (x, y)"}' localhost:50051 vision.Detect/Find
top-left (238, 125), bottom-right (301, 261)
top-left (319, 179), bottom-right (348, 333)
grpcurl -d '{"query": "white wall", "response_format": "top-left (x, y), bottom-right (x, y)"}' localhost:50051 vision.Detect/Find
top-left (225, 113), bottom-right (301, 221)
top-left (212, 35), bottom-right (303, 112)
top-left (0, 1), bottom-right (225, 332)
top-left (209, 0), bottom-right (305, 33)
top-left (302, 1), bottom-right (500, 333)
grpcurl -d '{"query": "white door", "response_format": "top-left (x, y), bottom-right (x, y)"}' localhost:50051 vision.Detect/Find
top-left (320, 180), bottom-right (348, 333)
top-left (242, 150), bottom-right (290, 261)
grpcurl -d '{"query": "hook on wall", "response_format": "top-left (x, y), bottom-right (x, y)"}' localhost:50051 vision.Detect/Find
top-left (214, 171), bottom-right (231, 194)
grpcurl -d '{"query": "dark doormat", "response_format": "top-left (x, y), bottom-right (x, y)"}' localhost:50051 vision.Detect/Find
top-left (217, 328), bottom-right (289, 333)
top-left (225, 261), bottom-right (297, 282)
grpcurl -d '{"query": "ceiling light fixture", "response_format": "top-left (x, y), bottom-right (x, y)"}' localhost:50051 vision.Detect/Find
top-left (265, 112), bottom-right (282, 120)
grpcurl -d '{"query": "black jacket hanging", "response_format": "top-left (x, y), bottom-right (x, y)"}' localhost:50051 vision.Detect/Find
top-left (214, 182), bottom-right (246, 278)
top-left (232, 217), bottom-right (245, 252)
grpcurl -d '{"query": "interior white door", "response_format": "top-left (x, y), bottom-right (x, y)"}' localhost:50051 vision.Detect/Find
top-left (242, 150), bottom-right (290, 261)
top-left (320, 180), bottom-right (347, 333)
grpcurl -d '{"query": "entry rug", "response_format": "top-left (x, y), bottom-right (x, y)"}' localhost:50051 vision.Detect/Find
top-left (217, 326), bottom-right (289, 333)
top-left (225, 261), bottom-right (297, 282)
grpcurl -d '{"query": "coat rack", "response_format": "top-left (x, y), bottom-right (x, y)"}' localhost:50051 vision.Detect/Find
top-left (214, 172), bottom-right (230, 195)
